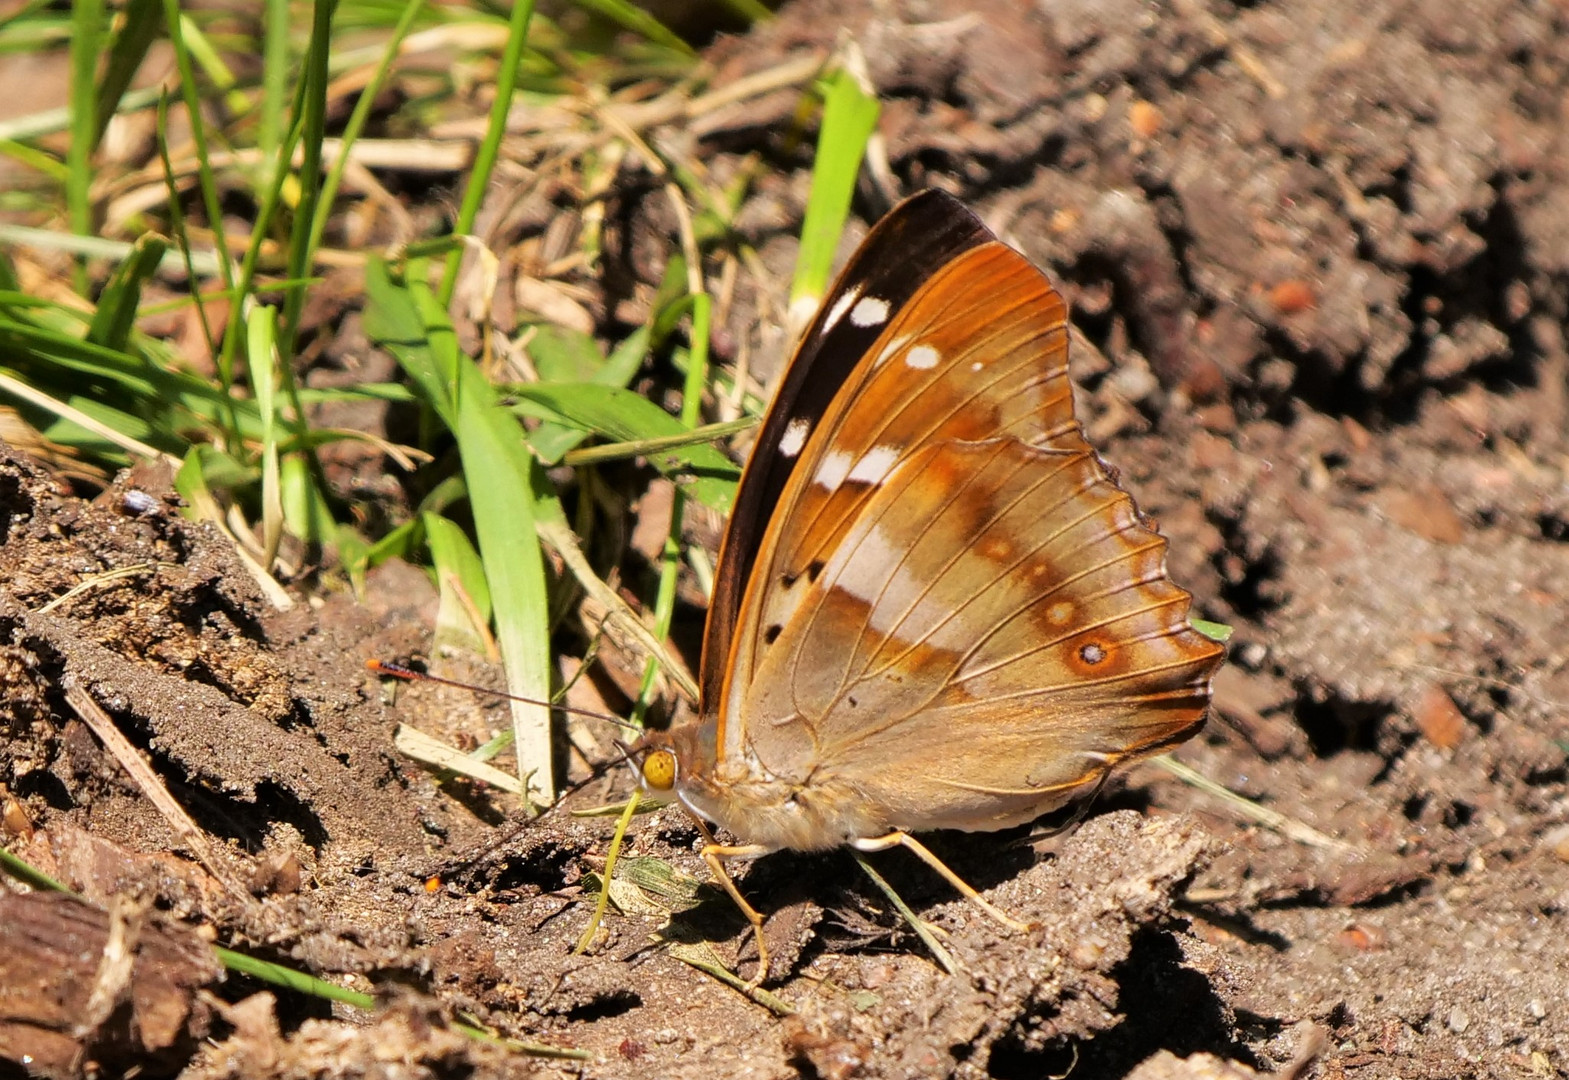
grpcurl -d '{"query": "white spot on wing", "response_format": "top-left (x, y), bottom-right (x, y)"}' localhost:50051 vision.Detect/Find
top-left (831, 523), bottom-right (922, 631)
top-left (836, 524), bottom-right (896, 603)
top-left (849, 296), bottom-right (890, 327)
top-left (847, 445), bottom-right (900, 485)
top-left (815, 449), bottom-right (854, 489)
top-left (779, 418), bottom-right (811, 458)
top-left (821, 287), bottom-right (860, 332)
top-left (875, 333), bottom-right (912, 366)
top-left (906, 344), bottom-right (940, 369)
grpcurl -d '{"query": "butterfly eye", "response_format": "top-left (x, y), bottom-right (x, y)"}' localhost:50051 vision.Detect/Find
top-left (641, 748), bottom-right (677, 791)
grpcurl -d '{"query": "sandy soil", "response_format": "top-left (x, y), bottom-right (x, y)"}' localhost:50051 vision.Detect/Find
top-left (3, 1), bottom-right (1568, 1077)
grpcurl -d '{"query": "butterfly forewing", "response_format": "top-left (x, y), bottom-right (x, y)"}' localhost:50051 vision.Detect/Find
top-left (701, 192), bottom-right (992, 721)
top-left (718, 242), bottom-right (1081, 740)
top-left (716, 196), bottom-right (1224, 832)
top-left (766, 244), bottom-right (1078, 586)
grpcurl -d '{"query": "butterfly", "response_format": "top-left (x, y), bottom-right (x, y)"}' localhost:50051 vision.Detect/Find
top-left (634, 189), bottom-right (1225, 982)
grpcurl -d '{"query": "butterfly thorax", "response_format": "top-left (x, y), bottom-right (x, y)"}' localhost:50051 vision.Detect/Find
top-left (650, 722), bottom-right (887, 853)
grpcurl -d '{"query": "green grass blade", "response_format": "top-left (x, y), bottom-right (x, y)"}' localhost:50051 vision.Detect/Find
top-left (511, 384), bottom-right (709, 447)
top-left (174, 11), bottom-right (246, 114)
top-left (364, 259), bottom-right (458, 427)
top-left (160, 0), bottom-right (236, 300)
top-left (852, 853), bottom-right (959, 975)
top-left (212, 946), bottom-right (379, 1010)
top-left (154, 90), bottom-right (224, 378)
top-left (94, 0), bottom-right (162, 147)
top-left (369, 259), bottom-right (553, 802)
top-left (278, 0), bottom-right (336, 368)
top-left (574, 790), bottom-right (640, 954)
top-left (248, 306), bottom-right (285, 568)
top-left (308, 0), bottom-right (426, 259)
top-left (0, 222), bottom-right (222, 277)
top-left (0, 82), bottom-right (165, 144)
top-left (526, 323), bottom-right (607, 383)
top-left (788, 48), bottom-right (880, 330)
top-left (257, 0), bottom-right (291, 190)
top-left (561, 416), bottom-right (754, 467)
top-left (715, 0), bottom-right (771, 21)
top-left (0, 312), bottom-right (235, 423)
top-left (0, 137), bottom-right (68, 182)
top-left (454, 383), bottom-right (552, 803)
top-left (0, 841), bottom-right (70, 893)
top-left (567, 0), bottom-right (693, 54)
top-left (527, 323), bottom-right (652, 464)
top-left (86, 233), bottom-right (168, 351)
top-left (66, 0), bottom-right (107, 279)
top-left (511, 383), bottom-right (739, 511)
top-left (439, 0), bottom-right (537, 306)
top-left (280, 453), bottom-right (335, 546)
top-left (424, 511), bottom-right (494, 655)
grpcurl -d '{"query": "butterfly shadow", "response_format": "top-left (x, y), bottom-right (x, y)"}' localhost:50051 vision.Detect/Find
top-left (652, 857), bottom-right (817, 985)
top-left (989, 926), bottom-right (1265, 1079)
top-left (686, 831), bottom-right (1044, 979)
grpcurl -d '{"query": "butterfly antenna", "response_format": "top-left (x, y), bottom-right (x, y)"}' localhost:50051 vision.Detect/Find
top-left (422, 744), bottom-right (654, 890)
top-left (367, 659), bottom-right (641, 733)
top-left (376, 664), bottom-right (654, 889)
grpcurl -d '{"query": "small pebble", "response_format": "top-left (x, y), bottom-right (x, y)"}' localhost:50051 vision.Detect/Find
top-left (122, 489), bottom-right (160, 516)
top-left (1540, 824), bottom-right (1569, 863)
top-left (1129, 100), bottom-right (1163, 138)
top-left (1448, 1007), bottom-right (1470, 1033)
top-left (1236, 641), bottom-right (1269, 670)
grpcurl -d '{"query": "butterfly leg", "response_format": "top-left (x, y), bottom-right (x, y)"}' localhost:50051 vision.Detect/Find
top-left (698, 842), bottom-right (775, 987)
top-left (852, 831), bottom-right (1035, 933)
top-left (683, 815), bottom-right (775, 986)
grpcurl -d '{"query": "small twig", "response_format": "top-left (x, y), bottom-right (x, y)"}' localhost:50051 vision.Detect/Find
top-left (36, 563), bottom-right (180, 616)
top-left (63, 679), bottom-right (252, 900)
top-left (682, 54), bottom-right (825, 120)
top-left (393, 724), bottom-right (526, 794)
top-left (1152, 755), bottom-right (1363, 854)
top-left (852, 853), bottom-right (959, 975)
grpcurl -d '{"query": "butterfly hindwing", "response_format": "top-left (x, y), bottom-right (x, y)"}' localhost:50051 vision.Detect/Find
top-left (743, 434), bottom-right (1220, 830)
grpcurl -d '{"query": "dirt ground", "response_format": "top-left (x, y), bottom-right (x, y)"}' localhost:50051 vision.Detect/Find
top-left (4, 0), bottom-right (1569, 1077)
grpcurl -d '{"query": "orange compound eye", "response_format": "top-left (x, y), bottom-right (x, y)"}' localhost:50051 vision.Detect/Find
top-left (641, 748), bottom-right (677, 791)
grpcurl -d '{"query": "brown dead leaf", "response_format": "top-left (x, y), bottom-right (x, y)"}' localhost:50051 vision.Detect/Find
top-left (1381, 484), bottom-right (1466, 545)
top-left (1414, 685), bottom-right (1468, 750)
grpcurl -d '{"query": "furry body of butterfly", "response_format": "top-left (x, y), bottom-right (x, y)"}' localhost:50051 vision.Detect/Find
top-left (635, 190), bottom-right (1224, 965)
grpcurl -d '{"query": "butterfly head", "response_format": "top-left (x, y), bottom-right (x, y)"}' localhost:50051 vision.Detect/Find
top-left (627, 722), bottom-right (712, 804)
top-left (639, 744), bottom-right (677, 793)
